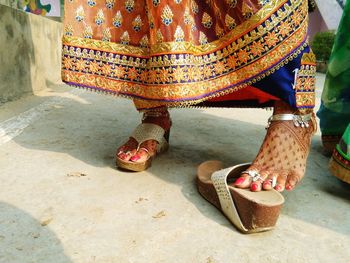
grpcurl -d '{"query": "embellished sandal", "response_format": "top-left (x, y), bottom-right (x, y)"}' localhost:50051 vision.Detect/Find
top-left (197, 161), bottom-right (285, 233)
top-left (116, 111), bottom-right (171, 172)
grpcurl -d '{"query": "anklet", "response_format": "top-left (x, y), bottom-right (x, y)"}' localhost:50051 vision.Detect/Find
top-left (142, 110), bottom-right (169, 120)
top-left (267, 113), bottom-right (312, 129)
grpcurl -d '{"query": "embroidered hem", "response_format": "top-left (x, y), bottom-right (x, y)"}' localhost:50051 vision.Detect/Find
top-left (62, 0), bottom-right (311, 109)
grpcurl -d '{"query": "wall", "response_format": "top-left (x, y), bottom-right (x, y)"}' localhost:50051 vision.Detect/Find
top-left (309, 8), bottom-right (329, 41)
top-left (0, 0), bottom-right (16, 8)
top-left (315, 0), bottom-right (343, 30)
top-left (0, 4), bottom-right (62, 104)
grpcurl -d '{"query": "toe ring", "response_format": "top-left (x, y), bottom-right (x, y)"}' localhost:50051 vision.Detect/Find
top-left (241, 170), bottom-right (263, 182)
top-left (270, 177), bottom-right (277, 188)
top-left (139, 147), bottom-right (150, 154)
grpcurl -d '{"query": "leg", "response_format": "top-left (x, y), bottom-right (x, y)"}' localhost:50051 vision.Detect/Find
top-left (233, 100), bottom-right (316, 192)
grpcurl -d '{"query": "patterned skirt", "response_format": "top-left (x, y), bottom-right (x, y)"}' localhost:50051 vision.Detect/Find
top-left (62, 0), bottom-right (316, 111)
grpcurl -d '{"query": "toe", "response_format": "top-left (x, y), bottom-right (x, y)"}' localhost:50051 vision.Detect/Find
top-left (233, 175), bottom-right (251, 188)
top-left (116, 146), bottom-right (127, 156)
top-left (130, 149), bottom-right (150, 163)
top-left (234, 165), bottom-right (262, 189)
top-left (262, 172), bottom-right (278, 190)
top-left (274, 171), bottom-right (288, 192)
top-left (124, 150), bottom-right (137, 161)
top-left (130, 140), bottom-right (157, 163)
top-left (251, 170), bottom-right (269, 192)
top-left (118, 149), bottom-right (136, 161)
top-left (285, 170), bottom-right (302, 191)
top-left (116, 138), bottom-right (138, 161)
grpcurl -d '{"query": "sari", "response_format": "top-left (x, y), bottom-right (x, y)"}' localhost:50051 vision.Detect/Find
top-left (61, 0), bottom-right (316, 112)
top-left (317, 0), bottom-right (350, 139)
top-left (318, 0), bottom-right (350, 183)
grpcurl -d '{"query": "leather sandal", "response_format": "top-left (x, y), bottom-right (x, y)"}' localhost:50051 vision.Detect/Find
top-left (116, 122), bottom-right (170, 172)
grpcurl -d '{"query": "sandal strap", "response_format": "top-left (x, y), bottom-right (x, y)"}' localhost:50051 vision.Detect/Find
top-left (142, 110), bottom-right (169, 120)
top-left (131, 123), bottom-right (165, 145)
top-left (267, 113), bottom-right (313, 129)
top-left (211, 164), bottom-right (250, 232)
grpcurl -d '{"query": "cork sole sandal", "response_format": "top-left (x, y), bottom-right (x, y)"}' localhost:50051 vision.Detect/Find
top-left (116, 123), bottom-right (170, 172)
top-left (197, 161), bottom-right (285, 233)
top-left (329, 128), bottom-right (350, 184)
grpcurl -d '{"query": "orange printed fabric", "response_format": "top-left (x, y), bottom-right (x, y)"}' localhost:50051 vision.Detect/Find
top-left (64, 0), bottom-right (262, 46)
top-left (62, 0), bottom-right (310, 109)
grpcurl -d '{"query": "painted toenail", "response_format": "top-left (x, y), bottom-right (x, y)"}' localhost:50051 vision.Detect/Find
top-left (235, 178), bottom-right (245, 185)
top-left (131, 155), bottom-right (141, 161)
top-left (285, 185), bottom-right (293, 191)
top-left (275, 185), bottom-right (282, 191)
top-left (251, 184), bottom-right (258, 191)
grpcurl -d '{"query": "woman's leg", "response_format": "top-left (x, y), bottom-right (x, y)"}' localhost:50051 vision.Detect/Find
top-left (233, 100), bottom-right (316, 192)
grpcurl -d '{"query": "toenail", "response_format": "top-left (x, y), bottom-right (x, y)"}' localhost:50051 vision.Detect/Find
top-left (235, 178), bottom-right (245, 185)
top-left (285, 185), bottom-right (293, 191)
top-left (131, 155), bottom-right (141, 161)
top-left (251, 184), bottom-right (258, 191)
top-left (275, 185), bottom-right (282, 191)
top-left (263, 181), bottom-right (271, 186)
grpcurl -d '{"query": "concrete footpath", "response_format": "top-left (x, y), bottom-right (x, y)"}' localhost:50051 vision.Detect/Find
top-left (0, 75), bottom-right (349, 263)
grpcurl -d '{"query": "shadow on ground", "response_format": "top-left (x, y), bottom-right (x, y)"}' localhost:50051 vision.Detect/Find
top-left (0, 202), bottom-right (72, 263)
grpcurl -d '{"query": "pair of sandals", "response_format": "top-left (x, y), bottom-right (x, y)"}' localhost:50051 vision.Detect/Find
top-left (116, 112), bottom-right (314, 233)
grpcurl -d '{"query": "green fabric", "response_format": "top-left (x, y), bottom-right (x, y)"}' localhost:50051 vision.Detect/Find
top-left (317, 0), bottom-right (350, 135)
top-left (342, 123), bottom-right (350, 146)
top-left (336, 144), bottom-right (350, 162)
top-left (336, 123), bottom-right (350, 161)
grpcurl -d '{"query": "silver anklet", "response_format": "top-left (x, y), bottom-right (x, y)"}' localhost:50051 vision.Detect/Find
top-left (266, 113), bottom-right (312, 129)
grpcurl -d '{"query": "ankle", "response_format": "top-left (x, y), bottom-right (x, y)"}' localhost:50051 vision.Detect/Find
top-left (273, 101), bottom-right (314, 116)
top-left (271, 101), bottom-right (316, 135)
top-left (273, 101), bottom-right (294, 115)
top-left (141, 108), bottom-right (171, 131)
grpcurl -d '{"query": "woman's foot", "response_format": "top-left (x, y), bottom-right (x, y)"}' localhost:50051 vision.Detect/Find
top-left (233, 101), bottom-right (316, 192)
top-left (116, 108), bottom-right (171, 164)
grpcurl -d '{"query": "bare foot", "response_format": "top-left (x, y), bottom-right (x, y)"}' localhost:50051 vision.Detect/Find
top-left (233, 101), bottom-right (316, 192)
top-left (116, 109), bottom-right (171, 163)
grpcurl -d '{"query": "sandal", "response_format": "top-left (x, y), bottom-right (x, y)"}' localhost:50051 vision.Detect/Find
top-left (116, 122), bottom-right (170, 172)
top-left (197, 161), bottom-right (285, 233)
top-left (329, 124), bottom-right (350, 184)
top-left (197, 112), bottom-right (315, 233)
